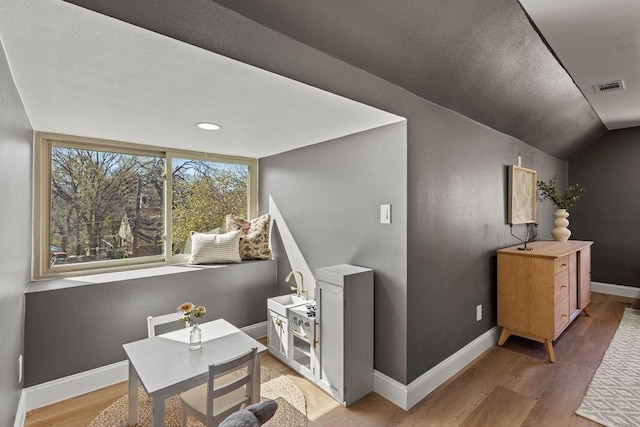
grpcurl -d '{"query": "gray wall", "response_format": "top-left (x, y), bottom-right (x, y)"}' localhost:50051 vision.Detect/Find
top-left (406, 100), bottom-right (566, 381)
top-left (260, 123), bottom-right (408, 383)
top-left (25, 261), bottom-right (276, 386)
top-left (0, 42), bottom-right (32, 425)
top-left (569, 128), bottom-right (640, 287)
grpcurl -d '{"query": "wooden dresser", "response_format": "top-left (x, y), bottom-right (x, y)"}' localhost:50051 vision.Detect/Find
top-left (497, 240), bottom-right (593, 362)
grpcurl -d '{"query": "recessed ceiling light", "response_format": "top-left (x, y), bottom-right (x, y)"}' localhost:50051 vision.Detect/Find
top-left (195, 122), bottom-right (221, 131)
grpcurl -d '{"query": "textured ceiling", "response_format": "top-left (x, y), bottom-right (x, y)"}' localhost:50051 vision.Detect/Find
top-left (520, 0), bottom-right (640, 130)
top-left (0, 0), bottom-right (402, 158)
top-left (62, 0), bottom-right (607, 159)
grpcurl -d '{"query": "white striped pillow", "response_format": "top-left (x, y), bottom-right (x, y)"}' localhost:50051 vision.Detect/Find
top-left (188, 230), bottom-right (241, 264)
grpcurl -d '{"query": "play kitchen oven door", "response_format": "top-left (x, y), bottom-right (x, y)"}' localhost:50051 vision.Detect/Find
top-left (288, 303), bottom-right (317, 381)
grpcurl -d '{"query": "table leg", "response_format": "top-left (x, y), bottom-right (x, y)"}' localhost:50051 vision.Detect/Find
top-left (152, 396), bottom-right (165, 427)
top-left (128, 361), bottom-right (138, 426)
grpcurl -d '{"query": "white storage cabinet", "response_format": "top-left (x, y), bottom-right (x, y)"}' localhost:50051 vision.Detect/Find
top-left (315, 264), bottom-right (373, 406)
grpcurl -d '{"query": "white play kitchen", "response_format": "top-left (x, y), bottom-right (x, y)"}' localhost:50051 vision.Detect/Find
top-left (267, 264), bottom-right (373, 406)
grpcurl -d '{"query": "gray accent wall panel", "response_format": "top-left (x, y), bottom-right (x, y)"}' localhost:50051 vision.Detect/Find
top-left (260, 123), bottom-right (408, 384)
top-left (24, 261), bottom-right (276, 386)
top-left (0, 42), bottom-right (32, 426)
top-left (569, 128), bottom-right (640, 287)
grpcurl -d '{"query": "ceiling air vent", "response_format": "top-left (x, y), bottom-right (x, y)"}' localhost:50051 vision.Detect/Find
top-left (593, 79), bottom-right (625, 94)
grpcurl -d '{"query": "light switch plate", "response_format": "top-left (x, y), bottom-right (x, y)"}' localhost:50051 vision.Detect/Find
top-left (380, 204), bottom-right (391, 224)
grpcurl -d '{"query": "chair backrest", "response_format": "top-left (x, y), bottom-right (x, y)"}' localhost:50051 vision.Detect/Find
top-left (146, 312), bottom-right (185, 338)
top-left (206, 347), bottom-right (258, 427)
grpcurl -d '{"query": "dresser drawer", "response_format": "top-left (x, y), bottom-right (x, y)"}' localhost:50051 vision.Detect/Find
top-left (554, 269), bottom-right (570, 303)
top-left (554, 255), bottom-right (569, 275)
top-left (554, 296), bottom-right (570, 334)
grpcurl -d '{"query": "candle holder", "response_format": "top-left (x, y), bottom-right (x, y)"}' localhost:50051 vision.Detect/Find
top-left (509, 223), bottom-right (538, 251)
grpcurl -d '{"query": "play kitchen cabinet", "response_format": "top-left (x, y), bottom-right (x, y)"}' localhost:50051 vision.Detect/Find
top-left (266, 264), bottom-right (373, 406)
top-left (497, 240), bottom-right (593, 363)
top-left (267, 310), bottom-right (289, 360)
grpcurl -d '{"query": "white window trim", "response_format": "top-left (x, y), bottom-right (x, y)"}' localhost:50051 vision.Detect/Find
top-left (33, 132), bottom-right (257, 280)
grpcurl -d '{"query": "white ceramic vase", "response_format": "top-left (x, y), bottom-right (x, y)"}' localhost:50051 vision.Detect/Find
top-left (551, 208), bottom-right (571, 241)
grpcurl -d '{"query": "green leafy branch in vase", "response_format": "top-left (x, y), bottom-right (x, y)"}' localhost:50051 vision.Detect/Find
top-left (537, 176), bottom-right (585, 210)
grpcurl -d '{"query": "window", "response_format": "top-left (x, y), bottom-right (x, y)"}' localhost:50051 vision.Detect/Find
top-left (171, 158), bottom-right (250, 255)
top-left (34, 133), bottom-right (257, 279)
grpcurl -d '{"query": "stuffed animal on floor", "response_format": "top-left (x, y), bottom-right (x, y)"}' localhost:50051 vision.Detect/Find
top-left (218, 399), bottom-right (278, 427)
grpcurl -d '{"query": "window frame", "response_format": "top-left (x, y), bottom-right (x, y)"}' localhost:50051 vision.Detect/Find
top-left (33, 132), bottom-right (257, 279)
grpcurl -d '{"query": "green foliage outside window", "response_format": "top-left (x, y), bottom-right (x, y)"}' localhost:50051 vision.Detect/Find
top-left (50, 147), bottom-right (164, 264)
top-left (171, 159), bottom-right (248, 254)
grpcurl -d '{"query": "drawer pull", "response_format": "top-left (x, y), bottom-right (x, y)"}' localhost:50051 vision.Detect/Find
top-left (561, 263), bottom-right (567, 267)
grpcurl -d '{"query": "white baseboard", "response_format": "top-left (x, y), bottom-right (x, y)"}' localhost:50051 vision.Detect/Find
top-left (23, 322), bottom-right (267, 411)
top-left (24, 360), bottom-right (129, 411)
top-left (14, 389), bottom-right (26, 427)
top-left (373, 326), bottom-right (500, 410)
top-left (241, 321), bottom-right (267, 340)
top-left (29, 282), bottom-right (635, 415)
top-left (372, 282), bottom-right (639, 411)
top-left (592, 282), bottom-right (640, 299)
top-left (23, 281), bottom-right (636, 415)
top-left (373, 369), bottom-right (410, 410)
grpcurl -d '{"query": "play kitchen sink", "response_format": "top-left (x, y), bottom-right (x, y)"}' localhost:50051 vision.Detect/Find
top-left (266, 293), bottom-right (308, 317)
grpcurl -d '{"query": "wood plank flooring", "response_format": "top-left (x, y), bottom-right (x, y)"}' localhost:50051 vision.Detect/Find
top-left (25, 292), bottom-right (639, 426)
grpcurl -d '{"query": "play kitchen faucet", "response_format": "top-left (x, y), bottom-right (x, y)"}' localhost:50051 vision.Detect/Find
top-left (286, 270), bottom-right (308, 299)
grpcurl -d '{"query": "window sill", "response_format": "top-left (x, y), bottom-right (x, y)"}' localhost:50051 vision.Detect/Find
top-left (26, 260), bottom-right (273, 293)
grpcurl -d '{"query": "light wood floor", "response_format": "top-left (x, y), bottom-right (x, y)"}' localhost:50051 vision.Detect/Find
top-left (26, 292), bottom-right (638, 426)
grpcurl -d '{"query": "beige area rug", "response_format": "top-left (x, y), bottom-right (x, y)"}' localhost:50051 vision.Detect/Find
top-left (89, 366), bottom-right (307, 426)
top-left (576, 308), bottom-right (640, 426)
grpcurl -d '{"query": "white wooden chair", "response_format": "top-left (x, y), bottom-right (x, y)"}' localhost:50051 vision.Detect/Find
top-left (146, 312), bottom-right (185, 338)
top-left (179, 347), bottom-right (258, 427)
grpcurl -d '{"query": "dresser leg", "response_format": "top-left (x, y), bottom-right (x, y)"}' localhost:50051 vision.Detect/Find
top-left (582, 305), bottom-right (591, 317)
top-left (498, 328), bottom-right (511, 346)
top-left (544, 339), bottom-right (556, 363)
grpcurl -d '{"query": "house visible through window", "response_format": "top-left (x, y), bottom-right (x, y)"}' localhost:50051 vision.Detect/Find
top-left (34, 133), bottom-right (257, 279)
top-left (50, 147), bottom-right (165, 265)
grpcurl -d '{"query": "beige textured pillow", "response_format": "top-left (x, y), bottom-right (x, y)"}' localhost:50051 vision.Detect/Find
top-left (188, 230), bottom-right (241, 264)
top-left (225, 214), bottom-right (272, 260)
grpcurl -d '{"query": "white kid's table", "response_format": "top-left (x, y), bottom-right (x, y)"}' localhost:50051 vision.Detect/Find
top-left (123, 319), bottom-right (267, 427)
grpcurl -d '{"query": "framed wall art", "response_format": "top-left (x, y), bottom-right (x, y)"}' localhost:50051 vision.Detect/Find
top-left (508, 165), bottom-right (537, 224)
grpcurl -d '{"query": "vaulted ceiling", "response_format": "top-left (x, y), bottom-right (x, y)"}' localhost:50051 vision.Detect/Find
top-left (59, 0), bottom-right (615, 160)
top-left (0, 0), bottom-right (404, 158)
top-left (6, 0), bottom-right (640, 159)
top-left (210, 0), bottom-right (610, 160)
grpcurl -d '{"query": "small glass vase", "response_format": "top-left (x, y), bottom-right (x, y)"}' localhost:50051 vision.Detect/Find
top-left (189, 323), bottom-right (202, 351)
